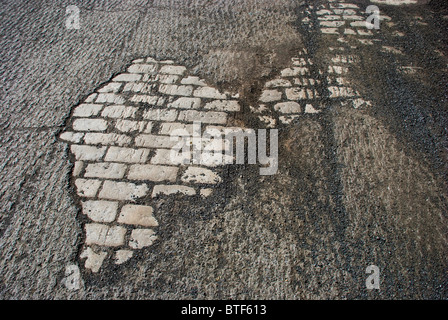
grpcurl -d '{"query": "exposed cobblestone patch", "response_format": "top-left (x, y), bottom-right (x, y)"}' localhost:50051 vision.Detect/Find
top-left (60, 1), bottom-right (394, 273)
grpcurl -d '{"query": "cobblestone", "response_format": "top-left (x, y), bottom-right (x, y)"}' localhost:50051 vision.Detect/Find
top-left (84, 162), bottom-right (127, 179)
top-left (82, 200), bottom-right (118, 223)
top-left (104, 147), bottom-right (150, 163)
top-left (129, 229), bottom-right (158, 249)
top-left (152, 185), bottom-right (196, 197)
top-left (70, 145), bottom-right (107, 161)
top-left (177, 110), bottom-right (228, 124)
top-left (127, 164), bottom-right (178, 182)
top-left (72, 119), bottom-right (108, 132)
top-left (117, 205), bottom-right (158, 227)
top-left (101, 105), bottom-right (137, 118)
top-left (98, 180), bottom-right (149, 201)
top-left (85, 223), bottom-right (126, 247)
top-left (84, 133), bottom-right (132, 146)
top-left (73, 104), bottom-right (103, 117)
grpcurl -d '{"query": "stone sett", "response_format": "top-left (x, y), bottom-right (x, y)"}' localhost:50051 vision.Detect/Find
top-left (85, 223), bottom-right (126, 247)
top-left (104, 146), bottom-right (150, 163)
top-left (127, 164), bottom-right (179, 182)
top-left (82, 200), bottom-right (118, 223)
top-left (98, 180), bottom-right (149, 201)
top-left (84, 162), bottom-right (127, 179)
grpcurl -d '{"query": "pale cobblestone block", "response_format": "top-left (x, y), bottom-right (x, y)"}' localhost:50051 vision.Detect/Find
top-left (350, 21), bottom-right (366, 27)
top-left (341, 9), bottom-right (357, 15)
top-left (343, 15), bottom-right (363, 20)
top-left (132, 58), bottom-right (145, 63)
top-left (305, 104), bottom-right (321, 114)
top-left (127, 64), bottom-right (157, 74)
top-left (265, 79), bottom-right (292, 88)
top-left (344, 28), bottom-right (357, 35)
top-left (285, 88), bottom-right (307, 100)
top-left (115, 119), bottom-right (148, 133)
top-left (259, 89), bottom-right (282, 102)
top-left (249, 104), bottom-right (268, 113)
top-left (180, 76), bottom-right (207, 86)
top-left (75, 179), bottom-right (102, 197)
top-left (274, 102), bottom-right (302, 114)
top-left (125, 82), bottom-right (145, 91)
top-left (159, 84), bottom-right (193, 96)
top-left (96, 93), bottom-right (125, 104)
top-left (71, 145), bottom-right (107, 161)
top-left (123, 82), bottom-right (154, 93)
top-left (279, 115), bottom-right (300, 124)
top-left (127, 164), bottom-right (178, 181)
top-left (60, 132), bottom-right (84, 143)
top-left (98, 82), bottom-right (122, 93)
top-left (357, 29), bottom-right (373, 36)
top-left (280, 67), bottom-right (309, 77)
top-left (152, 185), bottom-right (195, 197)
top-left (320, 21), bottom-right (345, 27)
top-left (291, 57), bottom-right (307, 66)
top-left (321, 28), bottom-right (340, 34)
top-left (135, 134), bottom-right (178, 149)
top-left (204, 100), bottom-right (240, 112)
top-left (84, 133), bottom-right (131, 146)
top-left (159, 122), bottom-right (195, 136)
top-left (84, 162), bottom-right (127, 179)
top-left (85, 93), bottom-right (97, 103)
top-left (98, 180), bottom-right (149, 201)
top-left (104, 147), bottom-right (150, 163)
top-left (358, 39), bottom-right (375, 45)
top-left (199, 152), bottom-right (234, 167)
top-left (307, 89), bottom-right (316, 99)
top-left (85, 223), bottom-right (126, 247)
top-left (328, 86), bottom-right (356, 98)
top-left (73, 161), bottom-right (84, 176)
top-left (115, 250), bottom-right (133, 265)
top-left (143, 108), bottom-right (178, 121)
top-left (130, 95), bottom-right (160, 105)
top-left (118, 204), bottom-right (158, 227)
top-left (112, 73), bottom-right (142, 82)
top-left (178, 110), bottom-right (227, 124)
top-left (193, 87), bottom-right (226, 99)
top-left (101, 105), bottom-right (137, 118)
top-left (142, 74), bottom-right (158, 82)
top-left (73, 118), bottom-right (108, 131)
top-left (328, 65), bottom-right (349, 74)
top-left (318, 15), bottom-right (341, 21)
top-left (82, 200), bottom-right (118, 223)
top-left (160, 60), bottom-right (175, 64)
top-left (73, 104), bottom-right (103, 117)
top-left (316, 9), bottom-right (332, 15)
top-left (159, 74), bottom-right (179, 84)
top-left (151, 149), bottom-right (190, 165)
top-left (144, 122), bottom-right (153, 133)
top-left (129, 229), bottom-right (157, 249)
top-left (332, 3), bottom-right (359, 9)
top-left (159, 65), bottom-right (186, 75)
top-left (169, 97), bottom-right (201, 109)
top-left (80, 247), bottom-right (107, 273)
top-left (200, 188), bottom-right (214, 197)
top-left (181, 167), bottom-right (221, 184)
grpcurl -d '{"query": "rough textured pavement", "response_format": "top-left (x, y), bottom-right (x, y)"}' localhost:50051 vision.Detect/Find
top-left (0, 0), bottom-right (447, 299)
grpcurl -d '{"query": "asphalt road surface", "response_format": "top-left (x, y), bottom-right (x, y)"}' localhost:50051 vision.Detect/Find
top-left (0, 0), bottom-right (447, 299)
